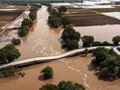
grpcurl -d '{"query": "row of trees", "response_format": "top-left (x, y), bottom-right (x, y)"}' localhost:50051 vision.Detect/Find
top-left (40, 81), bottom-right (85, 90)
top-left (48, 5), bottom-right (70, 28)
top-left (40, 66), bottom-right (85, 90)
top-left (92, 47), bottom-right (120, 79)
top-left (18, 5), bottom-right (41, 37)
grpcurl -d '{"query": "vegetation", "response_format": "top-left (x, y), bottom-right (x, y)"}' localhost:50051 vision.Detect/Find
top-left (0, 66), bottom-right (18, 78)
top-left (18, 5), bottom-right (40, 37)
top-left (58, 6), bottom-right (67, 13)
top-left (40, 81), bottom-right (85, 90)
top-left (47, 5), bottom-right (69, 28)
top-left (21, 18), bottom-right (33, 27)
top-left (92, 41), bottom-right (110, 46)
top-left (61, 25), bottom-right (81, 50)
top-left (92, 47), bottom-right (120, 79)
top-left (18, 27), bottom-right (28, 37)
top-left (82, 35), bottom-right (94, 47)
top-left (0, 44), bottom-right (21, 64)
top-left (112, 35), bottom-right (120, 45)
top-left (12, 38), bottom-right (21, 45)
top-left (41, 66), bottom-right (53, 79)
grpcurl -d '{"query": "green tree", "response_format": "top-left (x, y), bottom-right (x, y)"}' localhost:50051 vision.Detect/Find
top-left (67, 40), bottom-right (79, 50)
top-left (40, 84), bottom-right (58, 90)
top-left (18, 27), bottom-right (28, 37)
top-left (61, 25), bottom-right (81, 50)
top-left (82, 35), bottom-right (94, 47)
top-left (112, 35), bottom-right (120, 45)
top-left (58, 81), bottom-right (85, 90)
top-left (0, 44), bottom-right (21, 64)
top-left (48, 15), bottom-right (61, 28)
top-left (61, 16), bottom-right (70, 27)
top-left (12, 38), bottom-right (21, 45)
top-left (58, 6), bottom-right (67, 13)
top-left (29, 12), bottom-right (37, 21)
top-left (21, 18), bottom-right (33, 27)
top-left (102, 41), bottom-right (110, 46)
top-left (92, 41), bottom-right (103, 46)
top-left (41, 66), bottom-right (53, 79)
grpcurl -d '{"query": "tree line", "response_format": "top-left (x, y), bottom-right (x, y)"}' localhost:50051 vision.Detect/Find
top-left (18, 4), bottom-right (41, 37)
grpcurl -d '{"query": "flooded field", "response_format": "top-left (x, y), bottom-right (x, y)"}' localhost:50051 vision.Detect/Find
top-left (75, 25), bottom-right (120, 43)
top-left (0, 5), bottom-right (120, 90)
top-left (0, 4), bottom-right (28, 32)
top-left (0, 55), bottom-right (120, 90)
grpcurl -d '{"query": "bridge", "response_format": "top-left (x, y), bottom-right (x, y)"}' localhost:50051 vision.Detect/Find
top-left (0, 46), bottom-right (120, 69)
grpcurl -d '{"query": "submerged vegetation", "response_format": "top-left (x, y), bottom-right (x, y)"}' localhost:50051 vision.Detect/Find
top-left (0, 44), bottom-right (21, 65)
top-left (18, 4), bottom-right (41, 37)
top-left (61, 25), bottom-right (81, 50)
top-left (92, 47), bottom-right (120, 80)
top-left (41, 66), bottom-right (53, 79)
top-left (40, 81), bottom-right (85, 90)
top-left (47, 4), bottom-right (69, 28)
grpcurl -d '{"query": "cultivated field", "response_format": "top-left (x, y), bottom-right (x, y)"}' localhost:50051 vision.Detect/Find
top-left (0, 4), bottom-right (28, 32)
top-left (66, 8), bottom-right (120, 26)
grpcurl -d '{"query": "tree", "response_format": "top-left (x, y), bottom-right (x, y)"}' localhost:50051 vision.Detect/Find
top-left (48, 15), bottom-right (61, 28)
top-left (58, 6), bottom-right (67, 13)
top-left (102, 41), bottom-right (110, 46)
top-left (82, 35), bottom-right (94, 47)
top-left (40, 84), bottom-right (58, 90)
top-left (67, 40), bottom-right (79, 50)
top-left (61, 16), bottom-right (70, 27)
top-left (0, 44), bottom-right (21, 64)
top-left (92, 41), bottom-right (103, 46)
top-left (12, 38), bottom-right (21, 45)
top-left (112, 35), bottom-right (120, 45)
top-left (29, 12), bottom-right (37, 21)
top-left (41, 66), bottom-right (53, 79)
top-left (18, 27), bottom-right (28, 37)
top-left (84, 48), bottom-right (89, 56)
top-left (21, 18), bottom-right (33, 27)
top-left (61, 25), bottom-right (81, 50)
top-left (39, 81), bottom-right (85, 90)
top-left (93, 47), bottom-right (108, 65)
top-left (58, 81), bottom-right (85, 90)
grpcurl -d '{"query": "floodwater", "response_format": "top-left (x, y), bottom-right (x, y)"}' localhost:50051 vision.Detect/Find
top-left (75, 25), bottom-right (120, 43)
top-left (0, 55), bottom-right (120, 90)
top-left (16, 6), bottom-right (64, 60)
top-left (0, 5), bottom-right (120, 90)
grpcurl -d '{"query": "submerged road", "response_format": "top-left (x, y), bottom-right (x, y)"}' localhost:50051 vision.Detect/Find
top-left (0, 46), bottom-right (120, 69)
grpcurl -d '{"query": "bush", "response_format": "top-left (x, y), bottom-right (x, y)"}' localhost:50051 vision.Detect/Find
top-left (0, 66), bottom-right (18, 78)
top-left (41, 66), bottom-right (53, 79)
top-left (21, 18), bottom-right (33, 27)
top-left (12, 38), bottom-right (21, 45)
top-left (92, 41), bottom-right (103, 46)
top-left (39, 81), bottom-right (85, 90)
top-left (0, 44), bottom-right (21, 64)
top-left (18, 27), bottom-right (28, 37)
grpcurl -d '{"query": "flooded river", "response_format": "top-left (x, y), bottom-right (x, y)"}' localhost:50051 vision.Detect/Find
top-left (0, 5), bottom-right (120, 90)
top-left (17, 6), bottom-right (64, 60)
top-left (0, 55), bottom-right (120, 90)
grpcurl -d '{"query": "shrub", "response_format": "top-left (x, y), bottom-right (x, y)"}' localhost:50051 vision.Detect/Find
top-left (12, 38), bottom-right (21, 45)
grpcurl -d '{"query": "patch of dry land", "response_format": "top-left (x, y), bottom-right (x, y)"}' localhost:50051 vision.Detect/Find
top-left (66, 8), bottom-right (120, 26)
top-left (0, 4), bottom-right (28, 32)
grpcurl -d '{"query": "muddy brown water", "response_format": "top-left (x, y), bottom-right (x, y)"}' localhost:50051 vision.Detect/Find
top-left (0, 5), bottom-right (120, 90)
top-left (16, 6), bottom-right (64, 60)
top-left (0, 55), bottom-right (120, 90)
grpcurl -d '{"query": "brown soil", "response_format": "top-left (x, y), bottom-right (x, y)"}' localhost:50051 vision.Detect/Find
top-left (67, 15), bottom-right (120, 26)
